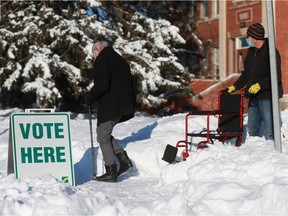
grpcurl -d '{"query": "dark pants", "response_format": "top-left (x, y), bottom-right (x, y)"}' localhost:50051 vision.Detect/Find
top-left (97, 118), bottom-right (123, 166)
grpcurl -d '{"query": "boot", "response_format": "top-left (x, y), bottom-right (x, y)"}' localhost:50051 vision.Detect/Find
top-left (94, 164), bottom-right (117, 182)
top-left (116, 150), bottom-right (133, 176)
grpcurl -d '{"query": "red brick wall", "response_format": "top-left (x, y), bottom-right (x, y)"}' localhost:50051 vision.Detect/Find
top-left (225, 0), bottom-right (262, 74)
top-left (226, 0), bottom-right (262, 37)
top-left (195, 20), bottom-right (219, 42)
top-left (276, 1), bottom-right (288, 94)
top-left (194, 1), bottom-right (219, 78)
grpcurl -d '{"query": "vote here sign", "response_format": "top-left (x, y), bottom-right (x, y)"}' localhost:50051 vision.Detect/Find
top-left (10, 113), bottom-right (75, 186)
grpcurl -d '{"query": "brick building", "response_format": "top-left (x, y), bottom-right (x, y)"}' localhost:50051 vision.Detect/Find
top-left (178, 0), bottom-right (288, 112)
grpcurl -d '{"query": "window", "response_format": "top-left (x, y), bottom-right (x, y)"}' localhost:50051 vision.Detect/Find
top-left (236, 36), bottom-right (249, 73)
top-left (236, 36), bottom-right (248, 49)
top-left (212, 0), bottom-right (219, 17)
top-left (212, 47), bottom-right (219, 79)
top-left (199, 1), bottom-right (209, 19)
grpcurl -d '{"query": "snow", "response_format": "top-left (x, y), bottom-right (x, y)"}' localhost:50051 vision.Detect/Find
top-left (1, 3), bottom-right (288, 214)
top-left (3, 69), bottom-right (21, 90)
top-left (7, 44), bottom-right (17, 59)
top-left (23, 52), bottom-right (51, 79)
top-left (1, 108), bottom-right (288, 215)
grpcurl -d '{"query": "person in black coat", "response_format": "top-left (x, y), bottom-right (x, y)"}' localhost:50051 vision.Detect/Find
top-left (86, 41), bottom-right (136, 182)
top-left (225, 23), bottom-right (283, 140)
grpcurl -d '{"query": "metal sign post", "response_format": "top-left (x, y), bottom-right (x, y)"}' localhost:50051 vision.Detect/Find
top-left (265, 0), bottom-right (282, 153)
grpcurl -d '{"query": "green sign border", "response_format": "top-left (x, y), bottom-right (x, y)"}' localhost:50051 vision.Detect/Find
top-left (11, 113), bottom-right (75, 186)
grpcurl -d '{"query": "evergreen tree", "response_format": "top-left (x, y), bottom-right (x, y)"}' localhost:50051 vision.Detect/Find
top-left (0, 1), bottom-right (191, 113)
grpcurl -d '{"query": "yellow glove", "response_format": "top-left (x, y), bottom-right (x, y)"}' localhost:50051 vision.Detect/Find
top-left (248, 83), bottom-right (261, 94)
top-left (227, 85), bottom-right (236, 94)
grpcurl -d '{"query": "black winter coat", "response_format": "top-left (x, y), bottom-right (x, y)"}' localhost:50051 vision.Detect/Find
top-left (86, 46), bottom-right (136, 125)
top-left (234, 39), bottom-right (283, 100)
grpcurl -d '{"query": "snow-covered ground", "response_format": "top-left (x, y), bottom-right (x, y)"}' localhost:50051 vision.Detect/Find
top-left (1, 108), bottom-right (288, 215)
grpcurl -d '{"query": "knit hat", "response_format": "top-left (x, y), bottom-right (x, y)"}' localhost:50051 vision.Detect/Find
top-left (247, 23), bottom-right (265, 40)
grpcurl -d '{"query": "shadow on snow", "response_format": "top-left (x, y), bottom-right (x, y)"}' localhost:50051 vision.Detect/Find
top-left (74, 122), bottom-right (158, 185)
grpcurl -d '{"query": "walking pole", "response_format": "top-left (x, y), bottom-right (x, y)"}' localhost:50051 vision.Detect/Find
top-left (89, 105), bottom-right (96, 179)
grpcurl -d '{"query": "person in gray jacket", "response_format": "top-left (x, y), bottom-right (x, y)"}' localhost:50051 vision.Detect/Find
top-left (86, 41), bottom-right (136, 182)
top-left (225, 23), bottom-right (283, 140)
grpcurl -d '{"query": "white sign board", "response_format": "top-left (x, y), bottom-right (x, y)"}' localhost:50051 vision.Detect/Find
top-left (9, 113), bottom-right (75, 186)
